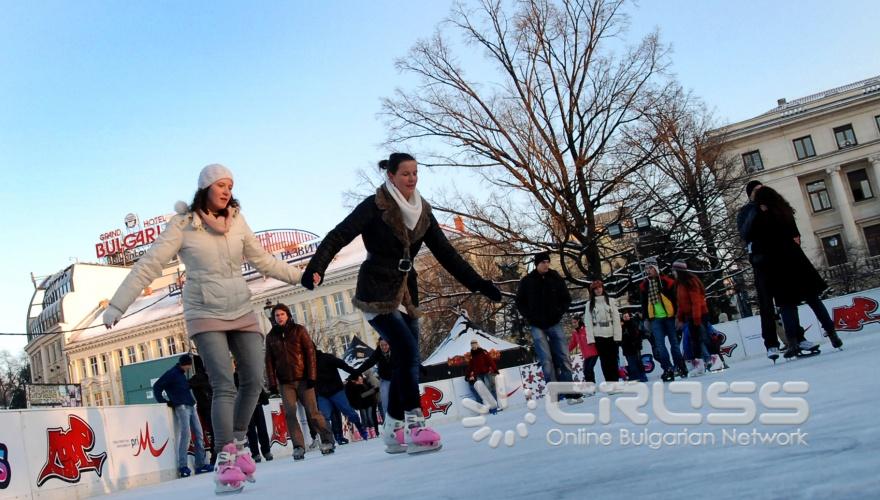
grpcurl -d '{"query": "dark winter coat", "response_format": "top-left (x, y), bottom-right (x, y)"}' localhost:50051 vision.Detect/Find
top-left (742, 208), bottom-right (826, 306)
top-left (352, 348), bottom-right (393, 381)
top-left (265, 321), bottom-right (317, 386)
top-left (620, 318), bottom-right (643, 357)
top-left (315, 350), bottom-right (357, 398)
top-left (153, 365), bottom-right (196, 407)
top-left (304, 185), bottom-right (491, 317)
top-left (467, 348), bottom-right (498, 379)
top-left (345, 373), bottom-right (381, 410)
top-left (515, 269), bottom-right (572, 328)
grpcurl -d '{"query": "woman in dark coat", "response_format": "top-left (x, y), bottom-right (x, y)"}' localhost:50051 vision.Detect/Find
top-left (749, 186), bottom-right (843, 354)
top-left (302, 153), bottom-right (502, 454)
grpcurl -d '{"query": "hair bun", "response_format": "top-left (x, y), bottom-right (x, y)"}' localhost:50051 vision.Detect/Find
top-left (378, 159), bottom-right (389, 170)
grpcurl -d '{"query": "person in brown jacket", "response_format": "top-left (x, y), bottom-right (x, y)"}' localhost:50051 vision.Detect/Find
top-left (264, 303), bottom-right (335, 460)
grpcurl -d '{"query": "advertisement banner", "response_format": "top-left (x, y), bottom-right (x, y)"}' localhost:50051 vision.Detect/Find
top-left (102, 405), bottom-right (176, 483)
top-left (418, 379), bottom-right (457, 424)
top-left (0, 411), bottom-right (31, 499)
top-left (21, 407), bottom-right (111, 497)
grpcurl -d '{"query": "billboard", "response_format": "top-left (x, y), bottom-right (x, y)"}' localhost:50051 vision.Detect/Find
top-left (25, 384), bottom-right (83, 408)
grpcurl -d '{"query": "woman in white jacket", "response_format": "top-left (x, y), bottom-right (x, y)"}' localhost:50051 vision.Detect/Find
top-left (583, 280), bottom-right (622, 392)
top-left (103, 164), bottom-right (315, 494)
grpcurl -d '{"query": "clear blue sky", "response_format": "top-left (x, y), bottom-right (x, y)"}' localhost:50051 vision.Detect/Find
top-left (1, 0), bottom-right (876, 354)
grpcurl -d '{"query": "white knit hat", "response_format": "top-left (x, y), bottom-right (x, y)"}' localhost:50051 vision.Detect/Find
top-left (198, 164), bottom-right (234, 189)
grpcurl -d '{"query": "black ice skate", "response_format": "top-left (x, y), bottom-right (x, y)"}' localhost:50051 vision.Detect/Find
top-left (783, 342), bottom-right (820, 360)
top-left (824, 329), bottom-right (844, 350)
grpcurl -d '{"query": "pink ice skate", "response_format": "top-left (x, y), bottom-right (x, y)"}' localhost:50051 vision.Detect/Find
top-left (404, 410), bottom-right (442, 454)
top-left (382, 417), bottom-right (407, 454)
top-left (232, 439), bottom-right (256, 483)
top-left (214, 443), bottom-right (247, 495)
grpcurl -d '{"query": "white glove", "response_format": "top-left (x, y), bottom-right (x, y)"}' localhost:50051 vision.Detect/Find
top-left (103, 305), bottom-right (123, 329)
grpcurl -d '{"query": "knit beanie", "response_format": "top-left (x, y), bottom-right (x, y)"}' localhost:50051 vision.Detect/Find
top-left (198, 164), bottom-right (234, 189)
top-left (672, 260), bottom-right (688, 271)
top-left (534, 251), bottom-right (551, 265)
top-left (178, 354), bottom-right (193, 366)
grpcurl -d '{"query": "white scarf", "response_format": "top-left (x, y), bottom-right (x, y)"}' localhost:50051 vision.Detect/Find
top-left (385, 179), bottom-right (423, 230)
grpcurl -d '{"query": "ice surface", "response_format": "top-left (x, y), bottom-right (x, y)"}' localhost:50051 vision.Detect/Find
top-left (110, 330), bottom-right (880, 500)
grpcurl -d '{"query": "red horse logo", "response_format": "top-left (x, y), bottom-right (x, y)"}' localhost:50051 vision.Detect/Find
top-left (270, 407), bottom-right (289, 446)
top-left (833, 297), bottom-right (880, 332)
top-left (133, 422), bottom-right (168, 457)
top-left (420, 386), bottom-right (452, 418)
top-left (37, 415), bottom-right (107, 487)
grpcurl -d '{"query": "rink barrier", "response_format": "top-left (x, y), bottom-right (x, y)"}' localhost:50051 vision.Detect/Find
top-left (1, 289), bottom-right (876, 498)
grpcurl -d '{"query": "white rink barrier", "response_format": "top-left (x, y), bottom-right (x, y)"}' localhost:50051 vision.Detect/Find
top-left (0, 405), bottom-right (177, 499)
top-left (711, 287), bottom-right (880, 359)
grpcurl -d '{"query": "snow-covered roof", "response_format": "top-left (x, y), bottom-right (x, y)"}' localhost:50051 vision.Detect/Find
top-left (68, 236), bottom-right (368, 346)
top-left (423, 314), bottom-right (521, 366)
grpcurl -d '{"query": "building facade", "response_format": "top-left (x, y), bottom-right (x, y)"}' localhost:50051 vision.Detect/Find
top-left (723, 76), bottom-right (880, 273)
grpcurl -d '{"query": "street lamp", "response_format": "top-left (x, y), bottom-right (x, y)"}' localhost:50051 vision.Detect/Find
top-left (607, 223), bottom-right (624, 239)
top-left (263, 299), bottom-right (274, 319)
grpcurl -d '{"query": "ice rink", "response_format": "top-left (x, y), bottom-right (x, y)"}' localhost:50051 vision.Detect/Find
top-left (111, 330), bottom-right (880, 500)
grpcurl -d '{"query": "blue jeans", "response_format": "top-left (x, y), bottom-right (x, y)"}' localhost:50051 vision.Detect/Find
top-left (368, 311), bottom-right (421, 421)
top-left (624, 354), bottom-right (648, 382)
top-left (379, 379), bottom-right (390, 419)
top-left (173, 404), bottom-right (206, 469)
top-left (530, 324), bottom-right (573, 384)
top-left (317, 391), bottom-right (366, 439)
top-left (651, 318), bottom-right (684, 371)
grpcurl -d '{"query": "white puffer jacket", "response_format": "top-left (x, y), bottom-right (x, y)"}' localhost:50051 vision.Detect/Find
top-left (583, 296), bottom-right (622, 343)
top-left (108, 203), bottom-right (302, 323)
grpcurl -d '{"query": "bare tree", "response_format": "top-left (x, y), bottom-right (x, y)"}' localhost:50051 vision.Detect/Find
top-left (383, 0), bottom-right (671, 285)
top-left (624, 85), bottom-right (747, 313)
top-left (0, 350), bottom-right (29, 409)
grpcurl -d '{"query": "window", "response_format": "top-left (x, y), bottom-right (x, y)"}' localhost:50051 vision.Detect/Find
top-left (833, 124), bottom-right (857, 149)
top-left (166, 336), bottom-right (179, 355)
top-left (116, 349), bottom-right (125, 368)
top-left (94, 392), bottom-right (104, 407)
top-left (821, 234), bottom-right (848, 266)
top-left (876, 115), bottom-right (880, 132)
top-left (155, 339), bottom-right (165, 358)
top-left (127, 346), bottom-right (137, 364)
top-left (847, 169), bottom-right (874, 201)
top-left (322, 296), bottom-right (332, 319)
top-left (301, 302), bottom-right (311, 325)
top-left (79, 359), bottom-right (87, 380)
top-left (792, 136), bottom-right (816, 160)
top-left (100, 354), bottom-right (109, 374)
top-left (288, 304), bottom-right (298, 324)
top-left (806, 180), bottom-right (832, 212)
top-left (139, 343), bottom-right (150, 361)
top-left (742, 150), bottom-right (764, 172)
top-left (333, 292), bottom-right (345, 315)
top-left (865, 224), bottom-right (880, 257)
top-left (89, 356), bottom-right (99, 376)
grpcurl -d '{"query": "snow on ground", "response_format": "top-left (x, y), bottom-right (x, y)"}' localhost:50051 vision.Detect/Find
top-left (111, 331), bottom-right (880, 500)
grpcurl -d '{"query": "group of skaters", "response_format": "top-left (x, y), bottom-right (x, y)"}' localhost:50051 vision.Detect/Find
top-left (101, 158), bottom-right (845, 495)
top-left (104, 156), bottom-right (503, 494)
top-left (517, 251), bottom-right (730, 405)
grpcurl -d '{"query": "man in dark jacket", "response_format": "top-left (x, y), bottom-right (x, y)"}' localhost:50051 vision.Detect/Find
top-left (315, 349), bottom-right (369, 444)
top-left (264, 304), bottom-right (334, 460)
top-left (639, 262), bottom-right (686, 381)
top-left (515, 252), bottom-right (574, 386)
top-left (350, 339), bottom-right (393, 418)
top-left (153, 354), bottom-right (211, 477)
top-left (737, 180), bottom-right (784, 360)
